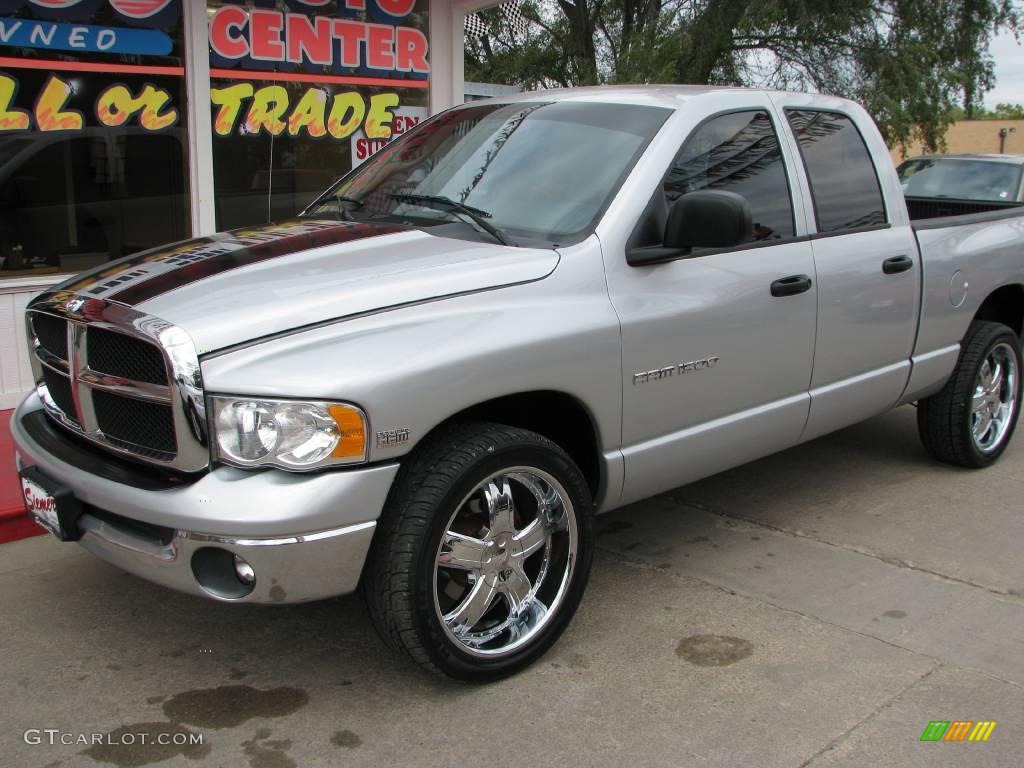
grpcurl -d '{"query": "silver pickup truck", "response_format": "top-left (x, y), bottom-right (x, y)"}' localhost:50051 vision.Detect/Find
top-left (13, 86), bottom-right (1024, 680)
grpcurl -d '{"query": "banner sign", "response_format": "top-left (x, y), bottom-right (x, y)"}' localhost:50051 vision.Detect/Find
top-left (0, 1), bottom-right (426, 145)
top-left (209, 0), bottom-right (429, 79)
top-left (0, 18), bottom-right (172, 55)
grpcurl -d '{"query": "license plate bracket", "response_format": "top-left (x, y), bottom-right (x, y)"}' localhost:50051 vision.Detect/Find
top-left (19, 466), bottom-right (83, 542)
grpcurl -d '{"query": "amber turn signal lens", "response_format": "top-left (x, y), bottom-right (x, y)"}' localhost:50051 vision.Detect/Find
top-left (329, 404), bottom-right (367, 460)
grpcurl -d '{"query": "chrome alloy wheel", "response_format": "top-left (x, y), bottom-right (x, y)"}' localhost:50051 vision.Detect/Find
top-left (971, 342), bottom-right (1018, 453)
top-left (433, 467), bottom-right (578, 658)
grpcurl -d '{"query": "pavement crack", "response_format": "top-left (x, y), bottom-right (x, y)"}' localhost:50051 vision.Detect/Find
top-left (797, 664), bottom-right (942, 768)
top-left (596, 545), bottom-right (1024, 691)
top-left (597, 544), bottom-right (940, 661)
top-left (689, 501), bottom-right (1024, 602)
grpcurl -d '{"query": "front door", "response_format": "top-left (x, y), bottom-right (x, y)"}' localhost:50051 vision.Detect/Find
top-left (607, 108), bottom-right (818, 506)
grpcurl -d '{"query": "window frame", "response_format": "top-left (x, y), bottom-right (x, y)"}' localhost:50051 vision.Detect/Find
top-left (307, 99), bottom-right (673, 247)
top-left (897, 157), bottom-right (1024, 204)
top-left (628, 106), bottom-right (805, 263)
top-left (783, 107), bottom-right (891, 239)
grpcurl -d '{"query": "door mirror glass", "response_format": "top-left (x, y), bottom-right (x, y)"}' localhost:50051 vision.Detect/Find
top-left (665, 190), bottom-right (752, 249)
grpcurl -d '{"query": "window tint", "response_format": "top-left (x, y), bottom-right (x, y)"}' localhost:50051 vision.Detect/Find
top-left (898, 158), bottom-right (1023, 202)
top-left (666, 110), bottom-right (795, 242)
top-left (786, 110), bottom-right (887, 232)
top-left (307, 101), bottom-right (671, 245)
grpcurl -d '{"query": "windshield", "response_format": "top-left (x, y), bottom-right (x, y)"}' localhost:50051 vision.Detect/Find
top-left (898, 158), bottom-right (1023, 202)
top-left (303, 101), bottom-right (671, 246)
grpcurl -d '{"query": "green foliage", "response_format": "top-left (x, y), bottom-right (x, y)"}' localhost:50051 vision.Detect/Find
top-left (464, 0), bottom-right (1022, 150)
top-left (949, 101), bottom-right (1024, 119)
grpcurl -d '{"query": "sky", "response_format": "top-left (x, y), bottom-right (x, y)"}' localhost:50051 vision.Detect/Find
top-left (986, 30), bottom-right (1024, 107)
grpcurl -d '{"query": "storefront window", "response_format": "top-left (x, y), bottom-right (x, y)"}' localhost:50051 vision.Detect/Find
top-left (207, 0), bottom-right (430, 230)
top-left (0, 0), bottom-right (190, 277)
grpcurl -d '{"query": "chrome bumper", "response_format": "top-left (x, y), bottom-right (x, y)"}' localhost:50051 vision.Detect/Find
top-left (73, 515), bottom-right (377, 603)
top-left (12, 394), bottom-right (399, 603)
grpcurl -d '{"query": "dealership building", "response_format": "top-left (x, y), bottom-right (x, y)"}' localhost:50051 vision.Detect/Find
top-left (0, 0), bottom-right (492, 409)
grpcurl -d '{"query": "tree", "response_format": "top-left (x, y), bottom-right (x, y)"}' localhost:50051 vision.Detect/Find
top-left (986, 101), bottom-right (1024, 118)
top-left (464, 0), bottom-right (1022, 150)
top-left (947, 101), bottom-right (1024, 119)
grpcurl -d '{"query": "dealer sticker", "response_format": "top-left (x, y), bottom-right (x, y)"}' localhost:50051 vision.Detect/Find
top-left (21, 474), bottom-right (59, 536)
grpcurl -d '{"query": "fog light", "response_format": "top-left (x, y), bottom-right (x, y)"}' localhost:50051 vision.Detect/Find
top-left (233, 555), bottom-right (255, 585)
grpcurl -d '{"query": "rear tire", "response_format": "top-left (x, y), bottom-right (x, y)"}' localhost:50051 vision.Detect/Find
top-left (917, 320), bottom-right (1022, 468)
top-left (363, 421), bottom-right (594, 681)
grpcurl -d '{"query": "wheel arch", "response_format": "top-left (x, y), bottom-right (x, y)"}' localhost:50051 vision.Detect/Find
top-left (428, 390), bottom-right (605, 503)
top-left (972, 284), bottom-right (1024, 339)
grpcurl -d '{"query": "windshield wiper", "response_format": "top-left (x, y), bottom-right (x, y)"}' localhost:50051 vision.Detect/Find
top-left (390, 193), bottom-right (515, 246)
top-left (305, 193), bottom-right (364, 221)
top-left (334, 194), bottom-right (365, 208)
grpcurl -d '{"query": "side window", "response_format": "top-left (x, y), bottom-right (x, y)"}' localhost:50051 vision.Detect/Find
top-left (785, 110), bottom-right (887, 233)
top-left (666, 110), bottom-right (795, 242)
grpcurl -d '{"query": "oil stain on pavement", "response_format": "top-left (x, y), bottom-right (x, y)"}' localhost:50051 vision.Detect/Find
top-left (82, 722), bottom-right (210, 767)
top-left (243, 728), bottom-right (296, 768)
top-left (676, 634), bottom-right (754, 666)
top-left (162, 685), bottom-right (309, 729)
top-left (82, 687), bottom-right (308, 766)
top-left (331, 730), bottom-right (363, 749)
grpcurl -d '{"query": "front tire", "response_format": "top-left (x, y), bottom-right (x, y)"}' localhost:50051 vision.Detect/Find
top-left (918, 320), bottom-right (1022, 468)
top-left (363, 422), bottom-right (594, 681)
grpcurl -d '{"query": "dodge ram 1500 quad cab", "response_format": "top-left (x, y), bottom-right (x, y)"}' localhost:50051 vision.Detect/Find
top-left (14, 86), bottom-right (1024, 680)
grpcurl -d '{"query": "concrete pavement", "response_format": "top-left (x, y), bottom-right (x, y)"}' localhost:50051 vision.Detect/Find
top-left (1, 405), bottom-right (1021, 767)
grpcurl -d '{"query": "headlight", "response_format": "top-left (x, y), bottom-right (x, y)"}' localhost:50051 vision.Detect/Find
top-left (210, 397), bottom-right (367, 470)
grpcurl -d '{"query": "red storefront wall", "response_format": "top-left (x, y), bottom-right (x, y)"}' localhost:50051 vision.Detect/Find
top-left (0, 411), bottom-right (43, 544)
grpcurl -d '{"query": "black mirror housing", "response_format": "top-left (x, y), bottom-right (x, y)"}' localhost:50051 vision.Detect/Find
top-left (665, 190), bottom-right (752, 250)
top-left (626, 190), bottom-right (753, 266)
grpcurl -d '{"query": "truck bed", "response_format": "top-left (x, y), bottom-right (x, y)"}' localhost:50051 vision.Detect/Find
top-left (905, 195), bottom-right (1024, 223)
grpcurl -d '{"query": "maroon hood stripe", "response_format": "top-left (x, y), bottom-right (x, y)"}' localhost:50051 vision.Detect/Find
top-left (63, 220), bottom-right (408, 307)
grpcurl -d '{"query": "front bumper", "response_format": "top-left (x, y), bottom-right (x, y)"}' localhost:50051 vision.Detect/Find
top-left (12, 394), bottom-right (400, 603)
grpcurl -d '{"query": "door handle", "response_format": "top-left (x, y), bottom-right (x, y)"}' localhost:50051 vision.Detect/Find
top-left (770, 274), bottom-right (813, 297)
top-left (883, 255), bottom-right (914, 274)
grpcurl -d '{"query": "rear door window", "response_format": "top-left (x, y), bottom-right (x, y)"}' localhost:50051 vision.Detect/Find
top-left (785, 110), bottom-right (887, 233)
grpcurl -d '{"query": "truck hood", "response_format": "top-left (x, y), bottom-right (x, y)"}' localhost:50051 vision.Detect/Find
top-left (57, 218), bottom-right (559, 352)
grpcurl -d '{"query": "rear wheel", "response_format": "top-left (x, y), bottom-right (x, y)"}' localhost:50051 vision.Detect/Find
top-left (363, 422), bottom-right (594, 681)
top-left (918, 320), bottom-right (1022, 468)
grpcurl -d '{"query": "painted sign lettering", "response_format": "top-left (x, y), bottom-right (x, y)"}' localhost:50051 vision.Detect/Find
top-left (0, 71), bottom-right (418, 143)
top-left (107, 0), bottom-right (174, 19)
top-left (0, 18), bottom-right (173, 55)
top-left (0, 72), bottom-right (177, 131)
top-left (209, 2), bottom-right (429, 77)
top-left (210, 82), bottom-right (407, 140)
top-left (0, 1), bottom-right (180, 27)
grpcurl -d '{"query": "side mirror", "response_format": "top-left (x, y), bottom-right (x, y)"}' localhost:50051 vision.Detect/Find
top-left (627, 190), bottom-right (753, 266)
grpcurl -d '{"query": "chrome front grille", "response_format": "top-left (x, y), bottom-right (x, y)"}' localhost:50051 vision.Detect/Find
top-left (92, 389), bottom-right (177, 458)
top-left (40, 366), bottom-right (78, 426)
top-left (26, 293), bottom-right (209, 473)
top-left (31, 312), bottom-right (69, 362)
top-left (87, 327), bottom-right (170, 386)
